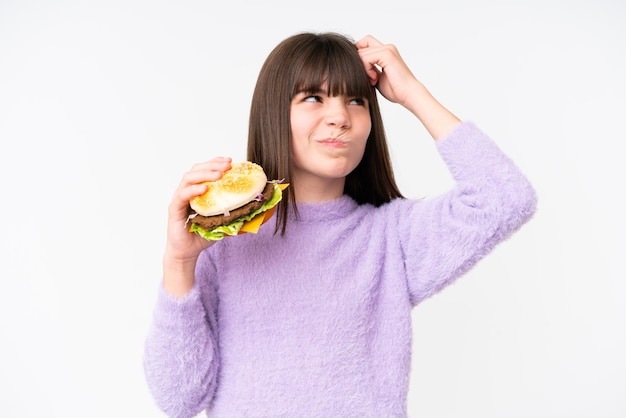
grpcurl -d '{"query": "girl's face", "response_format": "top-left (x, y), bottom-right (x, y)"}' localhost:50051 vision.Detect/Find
top-left (289, 87), bottom-right (371, 197)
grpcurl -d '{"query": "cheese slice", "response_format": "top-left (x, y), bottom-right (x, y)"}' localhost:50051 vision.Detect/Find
top-left (238, 183), bottom-right (289, 234)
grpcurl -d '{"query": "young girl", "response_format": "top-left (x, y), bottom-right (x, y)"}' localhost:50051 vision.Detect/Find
top-left (144, 32), bottom-right (537, 417)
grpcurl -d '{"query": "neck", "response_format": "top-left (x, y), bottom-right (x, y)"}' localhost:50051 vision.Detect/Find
top-left (292, 175), bottom-right (345, 203)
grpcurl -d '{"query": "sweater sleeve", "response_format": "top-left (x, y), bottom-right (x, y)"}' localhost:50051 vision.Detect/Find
top-left (399, 121), bottom-right (537, 306)
top-left (143, 252), bottom-right (220, 418)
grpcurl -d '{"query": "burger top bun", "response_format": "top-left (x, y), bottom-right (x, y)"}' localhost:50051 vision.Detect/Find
top-left (190, 161), bottom-right (268, 217)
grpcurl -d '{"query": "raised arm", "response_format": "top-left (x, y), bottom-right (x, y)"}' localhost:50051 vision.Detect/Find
top-left (356, 35), bottom-right (537, 304)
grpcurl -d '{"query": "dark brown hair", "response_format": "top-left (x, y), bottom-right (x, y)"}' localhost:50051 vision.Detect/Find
top-left (247, 32), bottom-right (403, 235)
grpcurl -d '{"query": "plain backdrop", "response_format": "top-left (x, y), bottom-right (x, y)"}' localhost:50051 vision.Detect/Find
top-left (1, 0), bottom-right (624, 417)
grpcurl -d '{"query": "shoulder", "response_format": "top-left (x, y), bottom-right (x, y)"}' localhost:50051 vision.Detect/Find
top-left (352, 197), bottom-right (426, 232)
top-left (375, 196), bottom-right (422, 217)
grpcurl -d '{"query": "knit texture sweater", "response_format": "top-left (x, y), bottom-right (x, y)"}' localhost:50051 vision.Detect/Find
top-left (144, 122), bottom-right (537, 417)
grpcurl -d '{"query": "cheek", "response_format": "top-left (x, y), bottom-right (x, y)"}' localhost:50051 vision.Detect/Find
top-left (289, 114), bottom-right (308, 146)
top-left (358, 117), bottom-right (372, 146)
top-left (289, 134), bottom-right (308, 169)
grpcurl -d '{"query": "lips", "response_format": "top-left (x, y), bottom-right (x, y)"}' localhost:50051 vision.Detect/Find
top-left (316, 138), bottom-right (347, 148)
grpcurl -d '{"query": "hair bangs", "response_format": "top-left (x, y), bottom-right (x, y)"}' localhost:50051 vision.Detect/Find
top-left (292, 36), bottom-right (373, 100)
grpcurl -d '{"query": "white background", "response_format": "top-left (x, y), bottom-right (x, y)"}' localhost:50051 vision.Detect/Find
top-left (1, 0), bottom-right (624, 417)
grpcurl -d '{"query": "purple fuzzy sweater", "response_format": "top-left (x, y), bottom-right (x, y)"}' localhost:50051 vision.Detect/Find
top-left (144, 122), bottom-right (537, 417)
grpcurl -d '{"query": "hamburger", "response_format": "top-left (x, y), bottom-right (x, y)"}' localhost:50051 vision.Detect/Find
top-left (187, 161), bottom-right (285, 241)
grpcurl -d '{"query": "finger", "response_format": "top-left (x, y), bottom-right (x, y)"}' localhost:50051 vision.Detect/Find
top-left (182, 157), bottom-right (232, 185)
top-left (364, 65), bottom-right (380, 86)
top-left (178, 183), bottom-right (208, 203)
top-left (190, 156), bottom-right (232, 174)
top-left (355, 34), bottom-right (382, 50)
top-left (168, 182), bottom-right (207, 217)
top-left (357, 53), bottom-right (382, 86)
top-left (355, 37), bottom-right (383, 86)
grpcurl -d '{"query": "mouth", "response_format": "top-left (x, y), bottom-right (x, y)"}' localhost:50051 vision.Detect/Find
top-left (316, 138), bottom-right (347, 148)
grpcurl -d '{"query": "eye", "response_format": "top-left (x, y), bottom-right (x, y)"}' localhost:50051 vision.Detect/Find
top-left (303, 95), bottom-right (323, 103)
top-left (349, 97), bottom-right (366, 106)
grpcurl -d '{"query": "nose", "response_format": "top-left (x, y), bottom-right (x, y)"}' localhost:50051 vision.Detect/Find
top-left (325, 98), bottom-right (350, 129)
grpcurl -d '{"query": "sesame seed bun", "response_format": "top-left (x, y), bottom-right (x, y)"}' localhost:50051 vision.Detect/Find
top-left (190, 161), bottom-right (268, 217)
